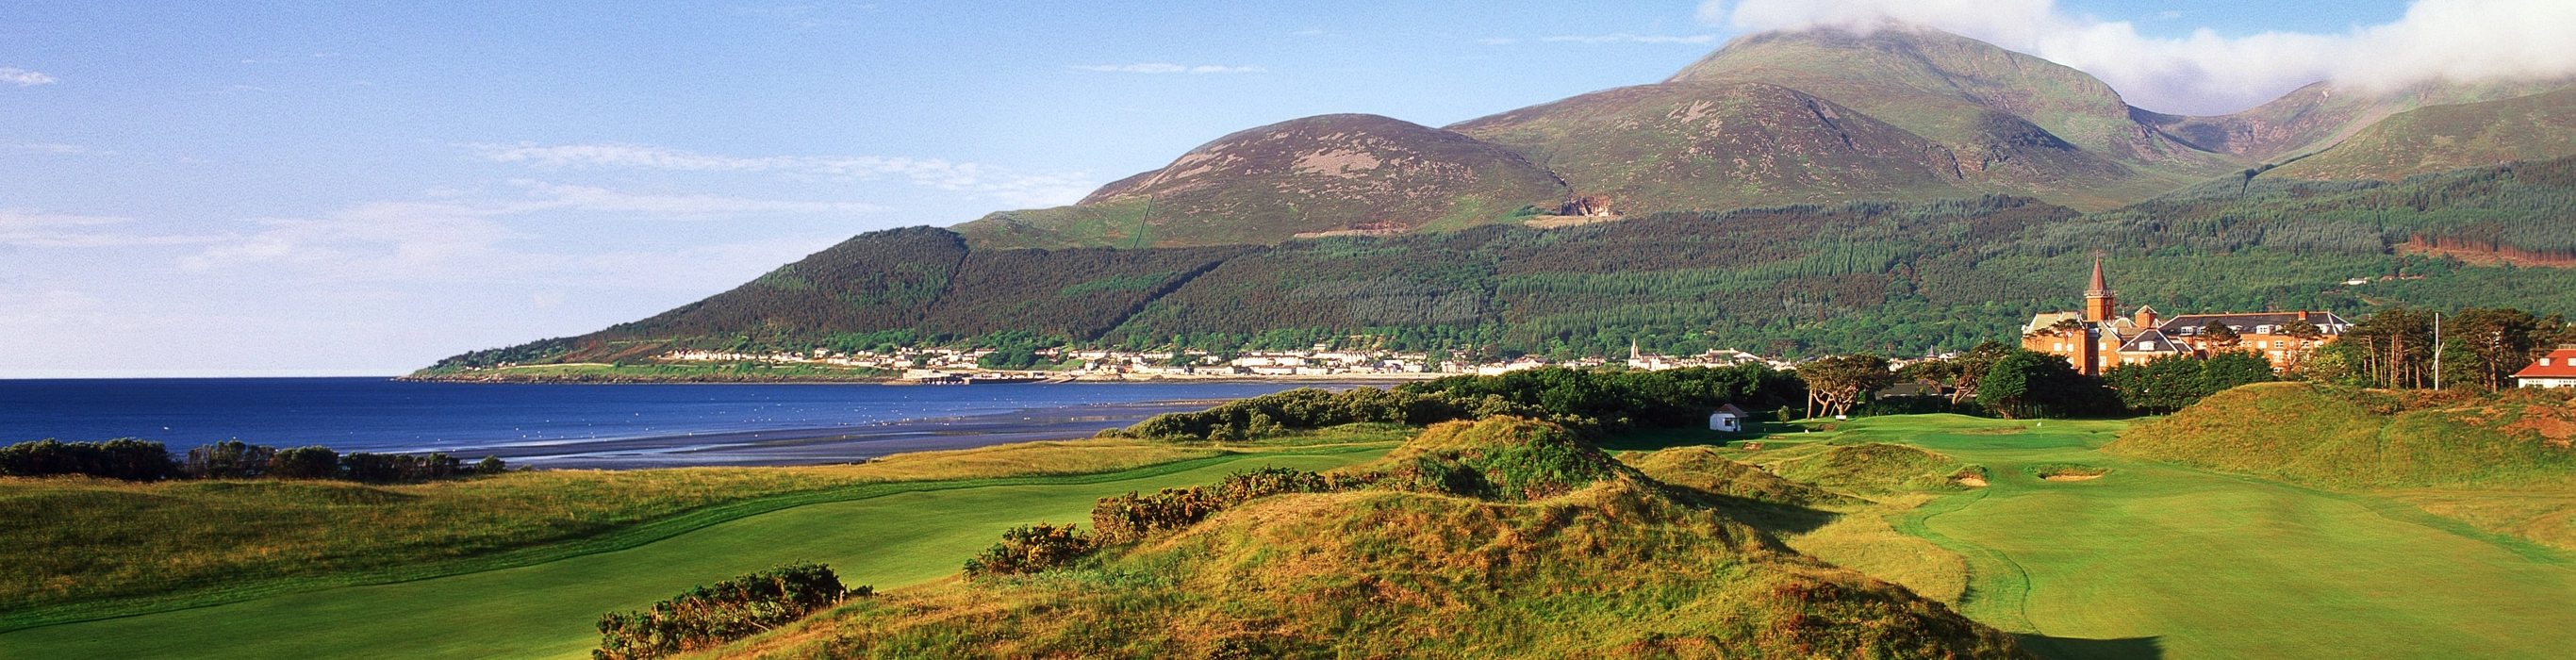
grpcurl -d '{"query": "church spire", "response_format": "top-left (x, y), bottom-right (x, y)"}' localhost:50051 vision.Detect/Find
top-left (2083, 255), bottom-right (2118, 322)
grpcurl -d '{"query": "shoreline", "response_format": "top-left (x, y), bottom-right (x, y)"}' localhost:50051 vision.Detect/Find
top-left (396, 372), bottom-right (1448, 386)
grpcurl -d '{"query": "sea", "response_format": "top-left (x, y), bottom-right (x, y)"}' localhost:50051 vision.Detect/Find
top-left (0, 378), bottom-right (1336, 469)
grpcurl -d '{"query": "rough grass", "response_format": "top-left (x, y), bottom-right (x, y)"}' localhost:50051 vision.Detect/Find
top-left (1626, 445), bottom-right (1850, 508)
top-left (2106, 382), bottom-right (2576, 489)
top-left (0, 430), bottom-right (1408, 631)
top-left (1780, 493), bottom-right (1971, 605)
top-left (724, 417), bottom-right (2031, 660)
top-left (1736, 441), bottom-right (1975, 498)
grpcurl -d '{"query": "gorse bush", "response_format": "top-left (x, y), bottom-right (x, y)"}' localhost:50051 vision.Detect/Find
top-left (962, 523), bottom-right (1095, 577)
top-left (1091, 487), bottom-right (1228, 545)
top-left (594, 562), bottom-right (862, 660)
top-left (1091, 467), bottom-right (1341, 544)
top-left (1367, 417), bottom-right (1630, 501)
top-left (0, 438), bottom-right (173, 482)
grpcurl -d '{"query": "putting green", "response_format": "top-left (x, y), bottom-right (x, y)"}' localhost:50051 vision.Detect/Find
top-left (1836, 416), bottom-right (2576, 660)
top-left (0, 452), bottom-right (1379, 660)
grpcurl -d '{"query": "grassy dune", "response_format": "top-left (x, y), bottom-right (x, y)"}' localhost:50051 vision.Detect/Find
top-left (0, 429), bottom-right (1405, 631)
top-left (2105, 382), bottom-right (2576, 489)
top-left (0, 446), bottom-right (1395, 660)
top-left (2106, 382), bottom-right (2576, 552)
top-left (723, 418), bottom-right (2029, 659)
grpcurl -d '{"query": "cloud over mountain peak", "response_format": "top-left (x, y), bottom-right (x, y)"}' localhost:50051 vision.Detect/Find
top-left (1699, 0), bottom-right (2576, 115)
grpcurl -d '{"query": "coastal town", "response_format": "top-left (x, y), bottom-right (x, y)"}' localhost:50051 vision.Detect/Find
top-left (650, 343), bottom-right (1800, 383)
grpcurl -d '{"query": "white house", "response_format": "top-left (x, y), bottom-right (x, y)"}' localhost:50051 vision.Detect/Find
top-left (1709, 404), bottom-right (1749, 433)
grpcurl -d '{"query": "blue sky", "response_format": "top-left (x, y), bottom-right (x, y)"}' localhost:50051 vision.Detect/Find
top-left (3, 0), bottom-right (2554, 377)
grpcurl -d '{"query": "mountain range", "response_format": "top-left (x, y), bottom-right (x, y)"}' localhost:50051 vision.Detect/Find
top-left (962, 25), bottom-right (2573, 249)
top-left (422, 25), bottom-right (2576, 373)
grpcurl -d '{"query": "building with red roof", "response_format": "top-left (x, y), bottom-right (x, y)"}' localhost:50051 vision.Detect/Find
top-left (2513, 347), bottom-right (2576, 388)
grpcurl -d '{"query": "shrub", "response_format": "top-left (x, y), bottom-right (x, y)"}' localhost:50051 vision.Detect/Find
top-left (1091, 467), bottom-right (1341, 544)
top-left (962, 523), bottom-right (1094, 577)
top-left (2023, 463), bottom-right (2112, 479)
top-left (1214, 466), bottom-right (1333, 501)
top-left (339, 452), bottom-right (464, 483)
top-left (1092, 488), bottom-right (1227, 544)
top-left (474, 455), bottom-right (508, 475)
top-left (594, 562), bottom-right (861, 660)
top-left (1372, 417), bottom-right (1628, 501)
top-left (0, 438), bottom-right (174, 481)
top-left (182, 440), bottom-right (274, 480)
top-left (268, 446), bottom-right (340, 479)
top-left (1120, 388), bottom-right (1468, 441)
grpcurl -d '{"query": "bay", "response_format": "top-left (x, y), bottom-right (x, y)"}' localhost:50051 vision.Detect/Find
top-left (0, 378), bottom-right (1333, 469)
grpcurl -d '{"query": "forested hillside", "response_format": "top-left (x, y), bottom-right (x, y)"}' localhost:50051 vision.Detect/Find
top-left (426, 155), bottom-right (2576, 372)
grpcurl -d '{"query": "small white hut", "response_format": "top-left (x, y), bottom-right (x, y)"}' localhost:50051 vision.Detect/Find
top-left (1709, 404), bottom-right (1748, 432)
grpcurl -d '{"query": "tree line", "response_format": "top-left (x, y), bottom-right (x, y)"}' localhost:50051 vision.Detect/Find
top-left (0, 438), bottom-right (507, 483)
top-left (1108, 365), bottom-right (1806, 442)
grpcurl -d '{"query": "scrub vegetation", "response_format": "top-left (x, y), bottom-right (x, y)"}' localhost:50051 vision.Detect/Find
top-left (727, 417), bottom-right (2032, 660)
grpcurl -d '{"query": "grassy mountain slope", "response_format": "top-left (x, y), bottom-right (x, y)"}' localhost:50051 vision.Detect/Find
top-left (1443, 81), bottom-right (1984, 211)
top-left (954, 114), bottom-right (1565, 249)
top-left (2140, 78), bottom-right (2573, 164)
top-left (427, 157), bottom-right (2576, 373)
top-left (2105, 382), bottom-right (2576, 489)
top-left (1662, 26), bottom-right (2204, 169)
top-left (2269, 85), bottom-right (2576, 181)
top-left (724, 417), bottom-right (2032, 659)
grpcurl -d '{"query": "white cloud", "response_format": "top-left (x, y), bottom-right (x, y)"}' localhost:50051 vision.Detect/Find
top-left (172, 183), bottom-right (881, 283)
top-left (0, 209), bottom-right (226, 248)
top-left (0, 68), bottom-right (56, 86)
top-left (1069, 63), bottom-right (1265, 74)
top-left (1697, 0), bottom-right (2576, 114)
top-left (1538, 34), bottom-right (1721, 44)
top-left (473, 142), bottom-right (1097, 206)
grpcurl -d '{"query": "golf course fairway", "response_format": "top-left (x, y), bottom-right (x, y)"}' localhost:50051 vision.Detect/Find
top-left (1825, 415), bottom-right (2576, 660)
top-left (0, 451), bottom-right (1379, 660)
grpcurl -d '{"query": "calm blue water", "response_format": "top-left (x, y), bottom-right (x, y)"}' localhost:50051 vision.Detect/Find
top-left (0, 378), bottom-right (1324, 468)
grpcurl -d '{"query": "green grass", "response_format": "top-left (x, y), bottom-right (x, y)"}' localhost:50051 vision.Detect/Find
top-left (1785, 413), bottom-right (2576, 660)
top-left (0, 438), bottom-right (1241, 629)
top-left (0, 449), bottom-right (1391, 660)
